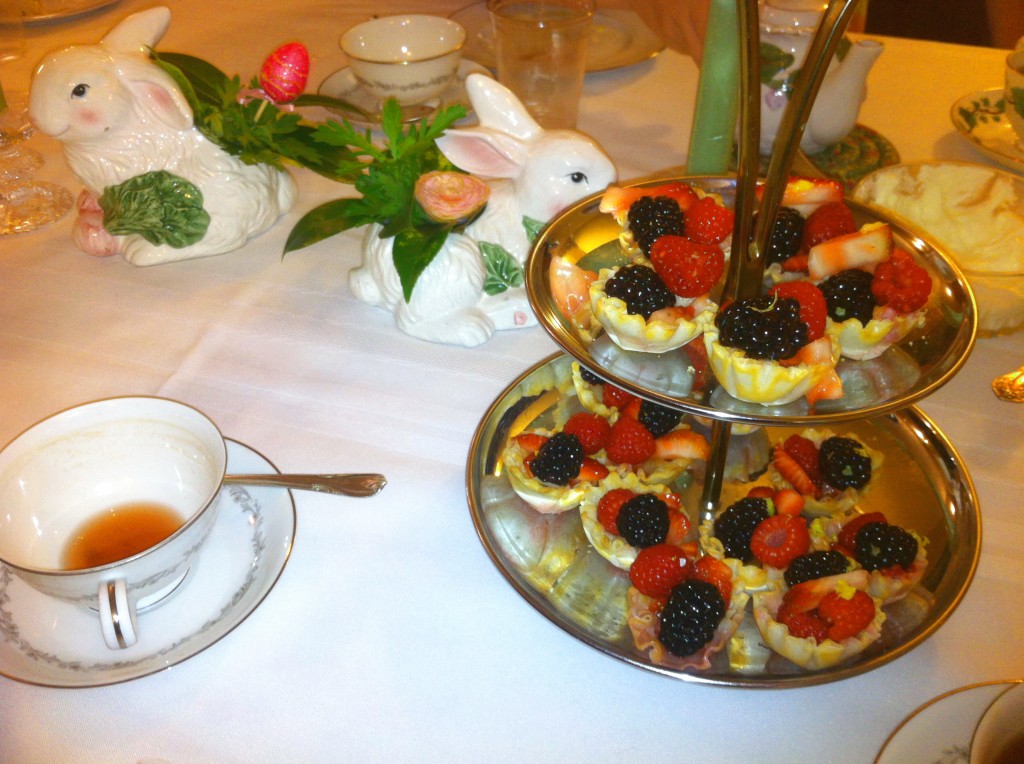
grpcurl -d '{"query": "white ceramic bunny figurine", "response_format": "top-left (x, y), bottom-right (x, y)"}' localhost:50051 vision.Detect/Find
top-left (349, 73), bottom-right (616, 346)
top-left (28, 6), bottom-right (295, 266)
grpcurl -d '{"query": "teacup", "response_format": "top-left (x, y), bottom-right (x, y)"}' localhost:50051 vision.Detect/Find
top-left (1004, 47), bottom-right (1024, 145)
top-left (340, 14), bottom-right (465, 106)
top-left (0, 396), bottom-right (227, 650)
top-left (970, 682), bottom-right (1024, 764)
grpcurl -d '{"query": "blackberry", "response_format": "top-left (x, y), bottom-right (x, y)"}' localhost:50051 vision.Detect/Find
top-left (819, 436), bottom-right (872, 490)
top-left (713, 497), bottom-right (771, 562)
top-left (617, 493), bottom-right (670, 548)
top-left (604, 264), bottom-right (675, 320)
top-left (637, 399), bottom-right (683, 438)
top-left (784, 550), bottom-right (850, 587)
top-left (627, 196), bottom-right (685, 255)
top-left (714, 295), bottom-right (808, 360)
top-left (820, 269), bottom-right (877, 325)
top-left (579, 367), bottom-right (603, 386)
top-left (529, 432), bottom-right (583, 486)
top-left (658, 579), bottom-right (726, 657)
top-left (762, 206), bottom-right (805, 265)
top-left (854, 521), bottom-right (918, 571)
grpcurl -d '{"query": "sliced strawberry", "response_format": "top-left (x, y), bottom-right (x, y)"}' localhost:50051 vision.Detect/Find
top-left (599, 182), bottom-right (699, 218)
top-left (801, 200), bottom-right (857, 250)
top-left (773, 446), bottom-right (820, 499)
top-left (666, 510), bottom-right (691, 546)
top-left (782, 435), bottom-right (826, 496)
top-left (683, 338), bottom-right (709, 390)
top-left (549, 254), bottom-right (597, 323)
top-left (689, 555), bottom-right (733, 608)
top-left (650, 235), bottom-right (725, 298)
top-left (658, 491), bottom-right (683, 511)
top-left (805, 369), bottom-right (844, 406)
top-left (807, 222), bottom-right (894, 282)
top-left (750, 514), bottom-right (811, 569)
top-left (683, 195), bottom-right (735, 245)
top-left (575, 457), bottom-right (609, 484)
top-left (514, 432), bottom-right (548, 454)
top-left (620, 397), bottom-right (643, 420)
top-left (758, 177), bottom-right (844, 216)
top-left (597, 488), bottom-right (636, 535)
top-left (772, 488), bottom-right (806, 517)
top-left (782, 253), bottom-right (810, 273)
top-left (629, 543), bottom-right (690, 600)
top-left (818, 588), bottom-right (876, 641)
top-left (781, 335), bottom-right (835, 368)
top-left (649, 305), bottom-right (697, 324)
top-left (746, 485), bottom-right (776, 499)
top-left (770, 280), bottom-right (827, 341)
top-left (654, 428), bottom-right (710, 462)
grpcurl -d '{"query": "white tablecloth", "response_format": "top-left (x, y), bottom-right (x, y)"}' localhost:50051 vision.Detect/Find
top-left (1, 2), bottom-right (1022, 762)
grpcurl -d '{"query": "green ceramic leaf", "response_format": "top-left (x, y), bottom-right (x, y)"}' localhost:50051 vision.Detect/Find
top-left (522, 216), bottom-right (545, 244)
top-left (99, 171), bottom-right (209, 248)
top-left (1010, 86), bottom-right (1024, 119)
top-left (480, 242), bottom-right (524, 295)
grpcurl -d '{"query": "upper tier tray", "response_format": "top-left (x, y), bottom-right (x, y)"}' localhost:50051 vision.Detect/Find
top-left (525, 176), bottom-right (977, 426)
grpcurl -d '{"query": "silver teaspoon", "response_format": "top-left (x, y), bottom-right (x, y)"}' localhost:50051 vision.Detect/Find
top-left (223, 473), bottom-right (387, 497)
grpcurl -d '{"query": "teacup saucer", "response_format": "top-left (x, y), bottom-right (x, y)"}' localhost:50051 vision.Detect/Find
top-left (951, 88), bottom-right (1024, 173)
top-left (317, 59), bottom-right (491, 129)
top-left (0, 439), bottom-right (295, 688)
top-left (875, 680), bottom-right (1024, 763)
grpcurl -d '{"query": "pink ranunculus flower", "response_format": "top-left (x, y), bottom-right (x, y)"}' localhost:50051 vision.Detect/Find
top-left (414, 171), bottom-right (490, 223)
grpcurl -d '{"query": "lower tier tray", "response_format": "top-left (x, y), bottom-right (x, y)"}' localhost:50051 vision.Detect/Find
top-left (466, 353), bottom-right (980, 688)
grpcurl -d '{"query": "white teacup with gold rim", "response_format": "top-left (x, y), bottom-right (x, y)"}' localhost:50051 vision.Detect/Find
top-left (0, 396), bottom-right (227, 650)
top-left (341, 15), bottom-right (465, 106)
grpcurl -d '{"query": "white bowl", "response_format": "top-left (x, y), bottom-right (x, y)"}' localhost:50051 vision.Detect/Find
top-left (341, 15), bottom-right (466, 106)
top-left (852, 160), bottom-right (1024, 335)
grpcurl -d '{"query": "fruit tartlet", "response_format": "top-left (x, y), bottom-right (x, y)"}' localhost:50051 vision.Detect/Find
top-left (768, 430), bottom-right (884, 516)
top-left (579, 471), bottom-right (690, 570)
top-left (752, 570), bottom-right (887, 670)
top-left (813, 510), bottom-right (928, 603)
top-left (698, 493), bottom-right (789, 592)
top-left (626, 549), bottom-right (750, 671)
top-left (503, 426), bottom-right (610, 514)
top-left (703, 288), bottom-right (843, 407)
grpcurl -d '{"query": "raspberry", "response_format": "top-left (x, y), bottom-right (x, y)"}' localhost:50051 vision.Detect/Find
top-left (627, 195), bottom-right (685, 255)
top-left (629, 543), bottom-right (689, 599)
top-left (658, 579), bottom-right (725, 657)
top-left (836, 511), bottom-right (888, 557)
top-left (871, 248), bottom-right (932, 313)
top-left (820, 268), bottom-right (877, 325)
top-left (528, 432), bottom-right (582, 486)
top-left (778, 609), bottom-right (830, 642)
top-left (683, 195), bottom-right (735, 244)
top-left (649, 235), bottom-right (725, 298)
top-left (597, 488), bottom-right (635, 535)
top-left (818, 589), bottom-right (876, 641)
top-left (784, 550), bottom-right (850, 587)
top-left (714, 295), bottom-right (808, 361)
top-left (819, 436), bottom-right (872, 490)
top-left (854, 521), bottom-right (918, 571)
top-left (769, 280), bottom-right (827, 342)
top-left (713, 497), bottom-right (771, 563)
top-left (636, 399), bottom-right (683, 438)
top-left (749, 514), bottom-right (811, 569)
top-left (561, 412), bottom-right (611, 455)
top-left (602, 383), bottom-right (636, 410)
top-left (801, 201), bottom-right (856, 250)
top-left (617, 493), bottom-right (670, 548)
top-left (605, 416), bottom-right (656, 465)
top-left (762, 206), bottom-right (806, 265)
top-left (604, 264), bottom-right (676, 320)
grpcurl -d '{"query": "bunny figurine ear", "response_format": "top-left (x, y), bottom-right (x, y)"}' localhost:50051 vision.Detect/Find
top-left (464, 74), bottom-right (542, 141)
top-left (101, 6), bottom-right (172, 55)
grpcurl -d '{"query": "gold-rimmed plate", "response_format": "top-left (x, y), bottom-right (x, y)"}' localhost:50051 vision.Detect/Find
top-left (466, 353), bottom-right (980, 687)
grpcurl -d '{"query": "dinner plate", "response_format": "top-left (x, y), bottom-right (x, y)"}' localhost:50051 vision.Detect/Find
top-left (466, 353), bottom-right (981, 687)
top-left (950, 88), bottom-right (1024, 173)
top-left (1, 0), bottom-right (118, 25)
top-left (875, 680), bottom-right (1024, 763)
top-left (450, 3), bottom-right (664, 73)
top-left (526, 176), bottom-right (977, 426)
top-left (0, 439), bottom-right (295, 688)
top-left (318, 59), bottom-right (490, 129)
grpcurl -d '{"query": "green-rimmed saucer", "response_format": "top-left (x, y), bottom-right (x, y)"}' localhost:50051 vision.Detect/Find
top-left (951, 87), bottom-right (1024, 173)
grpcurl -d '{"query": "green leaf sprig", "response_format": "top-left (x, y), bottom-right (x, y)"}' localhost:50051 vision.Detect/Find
top-left (284, 100), bottom-right (469, 301)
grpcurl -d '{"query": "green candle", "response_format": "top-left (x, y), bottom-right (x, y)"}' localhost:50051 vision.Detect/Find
top-left (686, 0), bottom-right (740, 175)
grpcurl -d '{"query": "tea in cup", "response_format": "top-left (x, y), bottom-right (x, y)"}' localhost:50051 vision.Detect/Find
top-left (340, 15), bottom-right (466, 106)
top-left (970, 682), bottom-right (1024, 764)
top-left (1005, 47), bottom-right (1024, 145)
top-left (0, 396), bottom-right (227, 649)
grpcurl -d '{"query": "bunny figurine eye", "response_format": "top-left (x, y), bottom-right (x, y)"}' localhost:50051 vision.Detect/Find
top-left (569, 172), bottom-right (588, 184)
top-left (71, 84), bottom-right (89, 99)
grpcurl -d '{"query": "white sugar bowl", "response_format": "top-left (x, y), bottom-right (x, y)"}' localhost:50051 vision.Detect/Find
top-left (341, 15), bottom-right (466, 106)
